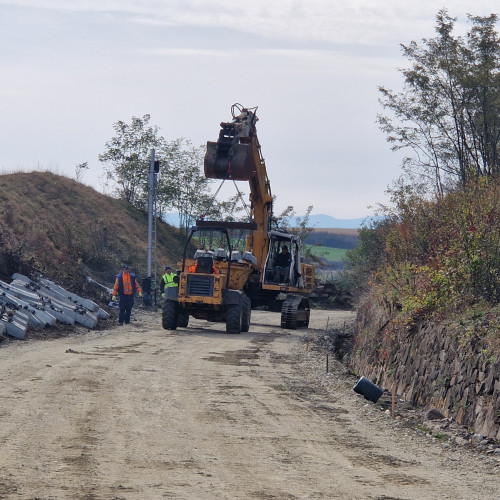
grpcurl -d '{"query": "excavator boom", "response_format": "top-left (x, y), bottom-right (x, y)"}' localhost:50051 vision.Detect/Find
top-left (204, 104), bottom-right (273, 269)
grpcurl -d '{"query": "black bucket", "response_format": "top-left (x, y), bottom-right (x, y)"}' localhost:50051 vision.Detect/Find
top-left (353, 377), bottom-right (383, 403)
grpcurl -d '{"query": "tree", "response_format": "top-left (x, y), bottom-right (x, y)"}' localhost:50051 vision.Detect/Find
top-left (99, 117), bottom-right (215, 230)
top-left (99, 115), bottom-right (166, 206)
top-left (378, 10), bottom-right (500, 194)
top-left (466, 14), bottom-right (500, 178)
top-left (156, 138), bottom-right (215, 234)
top-left (99, 115), bottom-right (316, 239)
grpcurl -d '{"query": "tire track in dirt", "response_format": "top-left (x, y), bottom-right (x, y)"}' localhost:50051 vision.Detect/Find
top-left (0, 309), bottom-right (498, 499)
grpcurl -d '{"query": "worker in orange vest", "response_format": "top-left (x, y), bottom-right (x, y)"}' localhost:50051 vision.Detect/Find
top-left (112, 265), bottom-right (143, 325)
top-left (188, 260), bottom-right (219, 274)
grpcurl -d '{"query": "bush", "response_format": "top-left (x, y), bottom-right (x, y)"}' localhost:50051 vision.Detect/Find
top-left (343, 177), bottom-right (500, 320)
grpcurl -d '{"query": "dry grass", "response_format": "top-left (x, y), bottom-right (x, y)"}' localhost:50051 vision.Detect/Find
top-left (0, 171), bottom-right (188, 292)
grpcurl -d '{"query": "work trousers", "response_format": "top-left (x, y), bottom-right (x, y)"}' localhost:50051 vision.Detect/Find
top-left (274, 265), bottom-right (290, 282)
top-left (118, 294), bottom-right (135, 324)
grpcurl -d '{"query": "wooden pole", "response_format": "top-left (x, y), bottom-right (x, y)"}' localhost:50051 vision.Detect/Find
top-left (391, 384), bottom-right (396, 417)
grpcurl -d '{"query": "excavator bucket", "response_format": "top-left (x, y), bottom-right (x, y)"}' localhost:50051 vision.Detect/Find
top-left (205, 140), bottom-right (253, 181)
top-left (204, 112), bottom-right (257, 181)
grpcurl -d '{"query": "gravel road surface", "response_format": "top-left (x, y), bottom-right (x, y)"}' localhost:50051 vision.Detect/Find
top-left (0, 308), bottom-right (498, 499)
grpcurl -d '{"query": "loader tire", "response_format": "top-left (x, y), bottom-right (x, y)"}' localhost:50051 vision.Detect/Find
top-left (162, 300), bottom-right (178, 330)
top-left (241, 295), bottom-right (251, 333)
top-left (178, 310), bottom-right (189, 328)
top-left (226, 304), bottom-right (242, 334)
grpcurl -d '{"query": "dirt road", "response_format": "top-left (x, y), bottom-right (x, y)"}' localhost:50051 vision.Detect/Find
top-left (0, 308), bottom-right (498, 499)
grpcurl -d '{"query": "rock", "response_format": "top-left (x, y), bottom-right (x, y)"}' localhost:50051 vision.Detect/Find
top-left (425, 408), bottom-right (446, 421)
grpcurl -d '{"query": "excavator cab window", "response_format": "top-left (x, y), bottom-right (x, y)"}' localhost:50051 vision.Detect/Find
top-left (264, 240), bottom-right (277, 282)
top-left (264, 237), bottom-right (296, 284)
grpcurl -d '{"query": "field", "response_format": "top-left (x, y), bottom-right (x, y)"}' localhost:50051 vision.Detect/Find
top-left (311, 227), bottom-right (359, 236)
top-left (304, 228), bottom-right (359, 254)
top-left (306, 244), bottom-right (347, 261)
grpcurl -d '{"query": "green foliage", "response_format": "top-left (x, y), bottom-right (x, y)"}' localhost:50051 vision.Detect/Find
top-left (99, 114), bottom-right (165, 205)
top-left (349, 177), bottom-right (500, 325)
top-left (99, 116), bottom-right (218, 234)
top-left (378, 10), bottom-right (500, 192)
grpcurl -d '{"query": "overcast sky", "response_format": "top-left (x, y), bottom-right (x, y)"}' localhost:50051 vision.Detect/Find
top-left (1, 1), bottom-right (498, 219)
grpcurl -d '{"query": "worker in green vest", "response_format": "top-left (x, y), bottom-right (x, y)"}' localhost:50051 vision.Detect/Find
top-left (160, 265), bottom-right (178, 298)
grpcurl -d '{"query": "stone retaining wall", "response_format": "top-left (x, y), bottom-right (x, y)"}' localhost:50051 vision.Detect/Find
top-left (349, 299), bottom-right (500, 441)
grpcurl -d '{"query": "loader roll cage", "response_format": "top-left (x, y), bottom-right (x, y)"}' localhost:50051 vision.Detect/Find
top-left (182, 225), bottom-right (235, 286)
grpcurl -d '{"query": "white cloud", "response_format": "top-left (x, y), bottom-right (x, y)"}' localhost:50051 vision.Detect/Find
top-left (3, 1), bottom-right (497, 46)
top-left (0, 0), bottom-right (498, 219)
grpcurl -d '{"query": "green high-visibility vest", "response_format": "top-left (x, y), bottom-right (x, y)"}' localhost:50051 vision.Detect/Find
top-left (162, 272), bottom-right (177, 288)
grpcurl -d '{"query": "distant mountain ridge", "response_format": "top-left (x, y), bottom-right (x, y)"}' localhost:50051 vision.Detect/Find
top-left (292, 214), bottom-right (372, 229)
top-left (165, 213), bottom-right (374, 229)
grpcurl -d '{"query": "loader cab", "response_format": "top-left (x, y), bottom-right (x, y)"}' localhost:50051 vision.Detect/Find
top-left (195, 254), bottom-right (216, 274)
top-left (263, 230), bottom-right (301, 286)
top-left (182, 226), bottom-right (233, 281)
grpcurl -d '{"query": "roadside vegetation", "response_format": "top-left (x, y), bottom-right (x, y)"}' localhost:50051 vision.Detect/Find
top-left (342, 10), bottom-right (500, 353)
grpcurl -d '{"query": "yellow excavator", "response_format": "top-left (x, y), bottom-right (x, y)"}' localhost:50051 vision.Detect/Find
top-left (162, 104), bottom-right (315, 333)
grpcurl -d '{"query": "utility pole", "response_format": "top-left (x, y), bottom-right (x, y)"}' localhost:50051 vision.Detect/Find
top-left (144, 149), bottom-right (159, 306)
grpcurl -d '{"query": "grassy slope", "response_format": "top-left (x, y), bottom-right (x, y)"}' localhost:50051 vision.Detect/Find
top-left (0, 171), bottom-right (189, 291)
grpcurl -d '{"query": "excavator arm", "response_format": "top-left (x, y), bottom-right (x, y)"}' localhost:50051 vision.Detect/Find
top-left (204, 104), bottom-right (273, 268)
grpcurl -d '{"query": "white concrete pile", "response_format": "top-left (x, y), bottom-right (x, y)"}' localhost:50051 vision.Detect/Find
top-left (0, 273), bottom-right (110, 340)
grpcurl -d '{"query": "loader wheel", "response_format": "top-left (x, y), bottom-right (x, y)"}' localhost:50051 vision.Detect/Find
top-left (226, 304), bottom-right (242, 334)
top-left (177, 310), bottom-right (189, 328)
top-left (162, 300), bottom-right (178, 330)
top-left (241, 296), bottom-right (251, 333)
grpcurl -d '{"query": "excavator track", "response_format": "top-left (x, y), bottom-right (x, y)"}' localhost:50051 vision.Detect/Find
top-left (280, 295), bottom-right (310, 329)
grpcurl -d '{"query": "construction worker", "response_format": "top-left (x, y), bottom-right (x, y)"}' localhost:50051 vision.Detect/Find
top-left (274, 245), bottom-right (291, 282)
top-left (188, 259), bottom-right (219, 274)
top-left (112, 265), bottom-right (143, 325)
top-left (160, 265), bottom-right (178, 298)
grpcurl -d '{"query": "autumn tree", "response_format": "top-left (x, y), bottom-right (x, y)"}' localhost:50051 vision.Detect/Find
top-left (378, 10), bottom-right (500, 194)
top-left (343, 10), bottom-right (500, 313)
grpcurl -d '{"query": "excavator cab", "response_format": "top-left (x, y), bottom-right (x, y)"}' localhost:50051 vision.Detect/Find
top-left (263, 231), bottom-right (301, 286)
